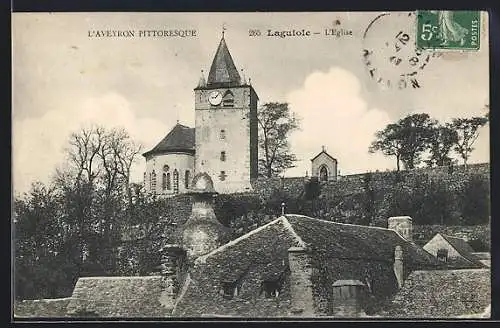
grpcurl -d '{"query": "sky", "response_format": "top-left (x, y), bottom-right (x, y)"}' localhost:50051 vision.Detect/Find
top-left (12, 12), bottom-right (490, 194)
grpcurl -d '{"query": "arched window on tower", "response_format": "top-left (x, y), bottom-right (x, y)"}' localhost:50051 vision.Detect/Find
top-left (185, 170), bottom-right (190, 189)
top-left (173, 169), bottom-right (179, 194)
top-left (166, 172), bottom-right (171, 190)
top-left (162, 173), bottom-right (167, 191)
top-left (222, 90), bottom-right (234, 107)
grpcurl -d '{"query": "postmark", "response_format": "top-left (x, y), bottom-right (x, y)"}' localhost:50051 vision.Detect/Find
top-left (362, 12), bottom-right (442, 90)
top-left (416, 10), bottom-right (481, 50)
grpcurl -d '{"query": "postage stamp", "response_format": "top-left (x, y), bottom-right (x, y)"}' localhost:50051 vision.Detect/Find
top-left (416, 10), bottom-right (481, 50)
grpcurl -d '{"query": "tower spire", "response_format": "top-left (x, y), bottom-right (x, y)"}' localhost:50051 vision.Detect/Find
top-left (207, 31), bottom-right (241, 87)
top-left (222, 23), bottom-right (226, 39)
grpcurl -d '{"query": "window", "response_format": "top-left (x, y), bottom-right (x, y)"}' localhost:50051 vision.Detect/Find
top-left (173, 169), bottom-right (179, 194)
top-left (166, 172), bottom-right (171, 190)
top-left (437, 248), bottom-right (448, 263)
top-left (185, 170), bottom-right (190, 189)
top-left (220, 281), bottom-right (239, 300)
top-left (143, 172), bottom-right (146, 186)
top-left (222, 90), bottom-right (234, 107)
top-left (260, 281), bottom-right (282, 298)
top-left (220, 151), bottom-right (226, 162)
top-left (220, 129), bottom-right (226, 140)
top-left (162, 173), bottom-right (168, 191)
top-left (151, 170), bottom-right (157, 195)
top-left (260, 272), bottom-right (285, 298)
top-left (219, 171), bottom-right (227, 181)
top-left (163, 164), bottom-right (169, 172)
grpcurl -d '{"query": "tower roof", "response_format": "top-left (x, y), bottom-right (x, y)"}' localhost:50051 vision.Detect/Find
top-left (206, 37), bottom-right (241, 88)
top-left (142, 123), bottom-right (195, 157)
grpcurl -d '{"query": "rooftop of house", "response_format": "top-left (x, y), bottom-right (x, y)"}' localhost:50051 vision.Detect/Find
top-left (433, 233), bottom-right (486, 269)
top-left (173, 215), bottom-right (439, 316)
top-left (14, 298), bottom-right (72, 318)
top-left (142, 123), bottom-right (195, 158)
top-left (384, 268), bottom-right (491, 318)
top-left (66, 276), bottom-right (172, 317)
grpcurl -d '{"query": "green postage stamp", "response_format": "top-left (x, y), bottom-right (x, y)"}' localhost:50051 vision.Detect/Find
top-left (416, 10), bottom-right (481, 50)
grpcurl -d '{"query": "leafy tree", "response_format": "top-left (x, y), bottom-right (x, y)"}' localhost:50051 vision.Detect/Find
top-left (369, 123), bottom-right (404, 171)
top-left (369, 113), bottom-right (435, 170)
top-left (426, 125), bottom-right (459, 167)
top-left (397, 113), bottom-right (436, 169)
top-left (257, 102), bottom-right (300, 178)
top-left (448, 116), bottom-right (488, 167)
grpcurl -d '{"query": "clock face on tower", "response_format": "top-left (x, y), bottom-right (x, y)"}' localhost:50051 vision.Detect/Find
top-left (208, 91), bottom-right (223, 106)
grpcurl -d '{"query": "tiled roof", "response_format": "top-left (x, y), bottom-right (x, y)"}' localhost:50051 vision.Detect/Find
top-left (173, 215), bottom-right (439, 316)
top-left (285, 214), bottom-right (438, 267)
top-left (440, 234), bottom-right (483, 266)
top-left (66, 276), bottom-right (172, 317)
top-left (206, 37), bottom-right (241, 88)
top-left (385, 269), bottom-right (491, 318)
top-left (143, 124), bottom-right (195, 157)
top-left (14, 298), bottom-right (71, 318)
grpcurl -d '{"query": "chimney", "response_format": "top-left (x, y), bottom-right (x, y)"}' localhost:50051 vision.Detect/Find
top-left (288, 246), bottom-right (315, 317)
top-left (388, 216), bottom-right (413, 241)
top-left (394, 245), bottom-right (404, 289)
top-left (159, 245), bottom-right (185, 294)
top-left (331, 280), bottom-right (367, 317)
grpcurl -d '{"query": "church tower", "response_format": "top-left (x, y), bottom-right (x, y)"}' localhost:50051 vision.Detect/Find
top-left (194, 34), bottom-right (259, 193)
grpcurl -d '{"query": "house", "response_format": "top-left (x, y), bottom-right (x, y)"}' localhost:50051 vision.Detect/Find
top-left (423, 233), bottom-right (486, 269)
top-left (168, 200), bottom-right (439, 317)
top-left (383, 268), bottom-right (491, 318)
top-left (15, 174), bottom-right (489, 319)
top-left (65, 276), bottom-right (172, 318)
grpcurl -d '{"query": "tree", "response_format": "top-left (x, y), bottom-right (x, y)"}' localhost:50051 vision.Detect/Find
top-left (448, 116), bottom-right (488, 167)
top-left (397, 113), bottom-right (436, 169)
top-left (369, 113), bottom-right (435, 170)
top-left (257, 102), bottom-right (300, 178)
top-left (369, 123), bottom-right (404, 171)
top-left (426, 125), bottom-right (459, 167)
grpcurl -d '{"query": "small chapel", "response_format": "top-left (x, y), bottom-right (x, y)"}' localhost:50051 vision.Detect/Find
top-left (311, 146), bottom-right (338, 182)
top-left (142, 33), bottom-right (259, 195)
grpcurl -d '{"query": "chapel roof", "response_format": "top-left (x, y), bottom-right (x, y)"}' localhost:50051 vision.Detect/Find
top-left (384, 269), bottom-right (491, 318)
top-left (311, 149), bottom-right (337, 162)
top-left (142, 123), bottom-right (195, 157)
top-left (206, 37), bottom-right (242, 88)
top-left (66, 276), bottom-right (172, 317)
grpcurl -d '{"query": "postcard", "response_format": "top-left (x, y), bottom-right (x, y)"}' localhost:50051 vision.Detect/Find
top-left (12, 11), bottom-right (490, 319)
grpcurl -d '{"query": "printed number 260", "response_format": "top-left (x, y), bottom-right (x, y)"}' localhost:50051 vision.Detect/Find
top-left (421, 24), bottom-right (438, 41)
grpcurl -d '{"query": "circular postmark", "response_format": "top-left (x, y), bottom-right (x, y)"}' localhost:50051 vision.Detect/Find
top-left (362, 12), bottom-right (442, 90)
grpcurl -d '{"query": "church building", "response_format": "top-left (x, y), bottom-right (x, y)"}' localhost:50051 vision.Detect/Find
top-left (143, 34), bottom-right (259, 195)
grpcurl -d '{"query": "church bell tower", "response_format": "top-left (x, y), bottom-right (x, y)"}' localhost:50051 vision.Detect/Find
top-left (194, 33), bottom-right (259, 193)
